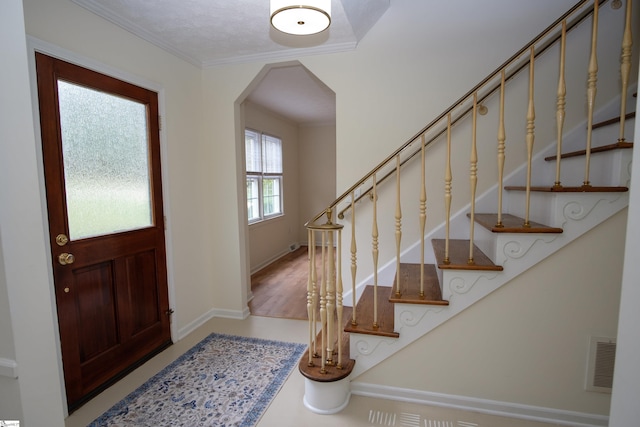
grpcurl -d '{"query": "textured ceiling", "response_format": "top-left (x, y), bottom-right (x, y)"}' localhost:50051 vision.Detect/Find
top-left (70, 0), bottom-right (390, 67)
top-left (70, 0), bottom-right (390, 125)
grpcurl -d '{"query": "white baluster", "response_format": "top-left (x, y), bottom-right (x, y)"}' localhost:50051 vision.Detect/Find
top-left (618, 0), bottom-right (632, 144)
top-left (420, 134), bottom-right (428, 294)
top-left (307, 229), bottom-right (314, 366)
top-left (395, 155), bottom-right (402, 297)
top-left (326, 221), bottom-right (335, 366)
top-left (372, 173), bottom-right (379, 328)
top-left (336, 228), bottom-right (343, 369)
top-left (584, 0), bottom-right (599, 187)
top-left (496, 70), bottom-right (506, 226)
top-left (319, 230), bottom-right (327, 373)
top-left (444, 117), bottom-right (451, 263)
top-left (524, 46), bottom-right (536, 227)
top-left (350, 191), bottom-right (357, 326)
top-left (469, 93), bottom-right (478, 264)
top-left (554, 20), bottom-right (567, 189)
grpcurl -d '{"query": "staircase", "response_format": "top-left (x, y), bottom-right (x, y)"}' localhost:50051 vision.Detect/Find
top-left (299, 0), bottom-right (636, 416)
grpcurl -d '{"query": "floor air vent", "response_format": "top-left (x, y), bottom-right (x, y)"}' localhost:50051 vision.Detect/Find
top-left (367, 410), bottom-right (478, 426)
top-left (586, 336), bottom-right (616, 393)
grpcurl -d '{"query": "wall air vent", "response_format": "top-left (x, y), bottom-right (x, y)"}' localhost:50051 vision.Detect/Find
top-left (586, 336), bottom-right (616, 393)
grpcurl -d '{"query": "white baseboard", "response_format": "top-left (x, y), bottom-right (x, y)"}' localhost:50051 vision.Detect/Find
top-left (212, 307), bottom-right (251, 321)
top-left (176, 306), bottom-right (250, 341)
top-left (250, 243), bottom-right (302, 275)
top-left (351, 382), bottom-right (608, 427)
top-left (0, 357), bottom-right (18, 379)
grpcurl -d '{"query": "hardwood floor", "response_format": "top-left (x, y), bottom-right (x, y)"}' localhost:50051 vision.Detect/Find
top-left (249, 246), bottom-right (311, 320)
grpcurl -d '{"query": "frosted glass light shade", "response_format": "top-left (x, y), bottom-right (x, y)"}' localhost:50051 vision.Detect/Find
top-left (270, 0), bottom-right (331, 35)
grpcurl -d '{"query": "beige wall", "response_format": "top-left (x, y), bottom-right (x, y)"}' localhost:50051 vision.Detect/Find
top-left (2, 0), bottom-right (636, 424)
top-left (244, 102), bottom-right (301, 272)
top-left (22, 0), bottom-right (217, 333)
top-left (244, 101), bottom-right (336, 272)
top-left (198, 0), bottom-right (631, 419)
top-left (298, 123), bottom-right (337, 242)
top-left (356, 209), bottom-right (627, 414)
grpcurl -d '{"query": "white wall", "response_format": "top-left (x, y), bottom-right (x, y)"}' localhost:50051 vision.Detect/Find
top-left (609, 65), bottom-right (640, 427)
top-left (0, 0), bottom-right (65, 424)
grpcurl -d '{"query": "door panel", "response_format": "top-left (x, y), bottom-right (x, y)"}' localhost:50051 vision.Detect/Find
top-left (75, 261), bottom-right (119, 361)
top-left (35, 52), bottom-right (172, 410)
top-left (125, 250), bottom-right (161, 334)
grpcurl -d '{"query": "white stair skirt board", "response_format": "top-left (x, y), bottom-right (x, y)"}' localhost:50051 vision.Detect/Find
top-left (351, 382), bottom-right (609, 427)
top-left (303, 375), bottom-right (352, 414)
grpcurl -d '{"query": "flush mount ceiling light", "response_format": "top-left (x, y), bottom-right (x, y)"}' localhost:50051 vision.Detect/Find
top-left (270, 0), bottom-right (331, 36)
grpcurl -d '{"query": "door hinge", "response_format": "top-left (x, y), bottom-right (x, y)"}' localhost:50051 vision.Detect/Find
top-left (158, 114), bottom-right (162, 131)
top-left (166, 308), bottom-right (174, 318)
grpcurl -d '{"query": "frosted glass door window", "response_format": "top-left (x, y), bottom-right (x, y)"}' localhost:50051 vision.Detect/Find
top-left (57, 80), bottom-right (153, 240)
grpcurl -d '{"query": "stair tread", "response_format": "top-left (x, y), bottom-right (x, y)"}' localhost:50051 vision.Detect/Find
top-left (344, 285), bottom-right (399, 338)
top-left (544, 141), bottom-right (633, 161)
top-left (504, 185), bottom-right (628, 192)
top-left (472, 213), bottom-right (563, 233)
top-left (432, 239), bottom-right (503, 271)
top-left (389, 263), bottom-right (449, 305)
top-left (591, 112), bottom-right (635, 131)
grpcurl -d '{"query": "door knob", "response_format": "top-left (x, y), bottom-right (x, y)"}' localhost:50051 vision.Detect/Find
top-left (58, 253), bottom-right (75, 266)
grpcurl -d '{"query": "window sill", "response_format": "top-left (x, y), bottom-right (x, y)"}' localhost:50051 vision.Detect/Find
top-left (248, 213), bottom-right (285, 228)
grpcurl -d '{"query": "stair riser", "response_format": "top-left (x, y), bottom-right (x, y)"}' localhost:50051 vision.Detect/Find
top-left (538, 146), bottom-right (633, 188)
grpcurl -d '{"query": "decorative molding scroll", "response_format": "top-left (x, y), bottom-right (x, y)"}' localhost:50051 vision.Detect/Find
top-left (562, 200), bottom-right (590, 222)
top-left (353, 336), bottom-right (394, 356)
top-left (397, 305), bottom-right (445, 328)
top-left (502, 235), bottom-right (556, 261)
top-left (448, 272), bottom-right (499, 295)
top-left (561, 194), bottom-right (625, 226)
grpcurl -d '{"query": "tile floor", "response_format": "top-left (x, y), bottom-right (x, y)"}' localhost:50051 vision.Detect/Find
top-left (65, 315), bottom-right (562, 427)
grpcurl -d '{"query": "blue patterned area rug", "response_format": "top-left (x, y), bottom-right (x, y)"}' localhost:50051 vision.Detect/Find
top-left (89, 333), bottom-right (307, 426)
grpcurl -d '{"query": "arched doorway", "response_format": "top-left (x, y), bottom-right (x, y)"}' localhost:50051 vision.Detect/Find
top-left (237, 62), bottom-right (336, 317)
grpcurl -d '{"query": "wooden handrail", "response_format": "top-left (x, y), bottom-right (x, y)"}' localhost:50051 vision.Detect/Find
top-left (309, 0), bottom-right (607, 226)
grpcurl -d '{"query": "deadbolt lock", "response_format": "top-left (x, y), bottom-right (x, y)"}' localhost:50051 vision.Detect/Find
top-left (56, 234), bottom-right (69, 246)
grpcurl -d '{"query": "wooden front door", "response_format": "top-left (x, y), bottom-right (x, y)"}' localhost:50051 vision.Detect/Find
top-left (35, 53), bottom-right (172, 411)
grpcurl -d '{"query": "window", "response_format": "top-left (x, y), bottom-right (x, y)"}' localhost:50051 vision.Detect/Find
top-left (245, 129), bottom-right (283, 223)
